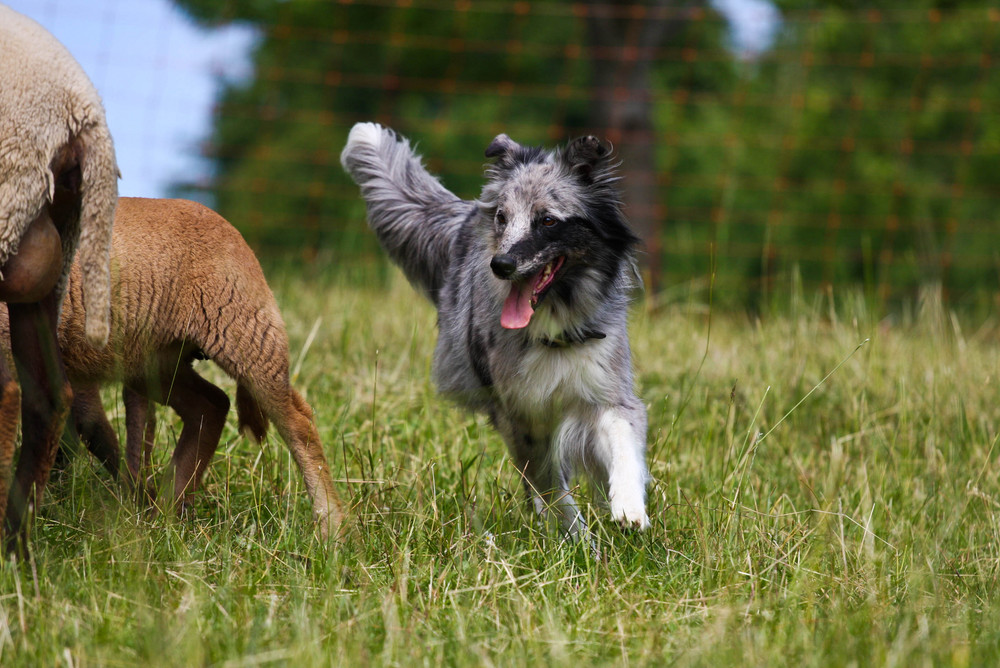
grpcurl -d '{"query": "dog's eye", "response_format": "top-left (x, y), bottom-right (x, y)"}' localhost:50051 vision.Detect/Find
top-left (496, 212), bottom-right (506, 226)
top-left (541, 216), bottom-right (557, 227)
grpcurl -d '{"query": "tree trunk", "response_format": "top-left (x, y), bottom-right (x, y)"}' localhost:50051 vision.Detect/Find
top-left (584, 0), bottom-right (697, 293)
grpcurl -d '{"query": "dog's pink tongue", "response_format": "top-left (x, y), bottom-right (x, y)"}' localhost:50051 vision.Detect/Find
top-left (501, 282), bottom-right (534, 329)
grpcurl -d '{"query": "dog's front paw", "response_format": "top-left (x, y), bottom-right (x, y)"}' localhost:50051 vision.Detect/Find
top-left (609, 494), bottom-right (650, 530)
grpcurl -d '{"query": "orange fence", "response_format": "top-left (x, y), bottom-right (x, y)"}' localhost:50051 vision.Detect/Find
top-left (53, 1), bottom-right (1000, 308)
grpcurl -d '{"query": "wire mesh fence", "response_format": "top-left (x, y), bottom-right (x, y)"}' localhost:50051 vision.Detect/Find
top-left (63, 1), bottom-right (1000, 308)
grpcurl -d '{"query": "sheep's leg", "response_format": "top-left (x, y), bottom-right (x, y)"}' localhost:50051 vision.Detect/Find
top-left (2, 157), bottom-right (83, 550)
top-left (123, 384), bottom-right (156, 501)
top-left (266, 388), bottom-right (343, 539)
top-left (0, 348), bottom-right (20, 536)
top-left (70, 382), bottom-right (120, 478)
top-left (4, 289), bottom-right (72, 549)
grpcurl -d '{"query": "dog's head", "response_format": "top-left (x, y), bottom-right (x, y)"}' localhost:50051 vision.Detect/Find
top-left (478, 134), bottom-right (640, 330)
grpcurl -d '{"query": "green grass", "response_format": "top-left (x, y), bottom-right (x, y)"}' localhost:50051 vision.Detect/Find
top-left (3, 267), bottom-right (1000, 666)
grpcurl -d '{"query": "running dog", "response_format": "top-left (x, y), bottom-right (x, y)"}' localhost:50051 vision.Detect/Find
top-left (341, 123), bottom-right (649, 538)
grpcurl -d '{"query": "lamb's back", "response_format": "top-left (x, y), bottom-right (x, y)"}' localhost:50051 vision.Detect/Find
top-left (59, 198), bottom-right (280, 382)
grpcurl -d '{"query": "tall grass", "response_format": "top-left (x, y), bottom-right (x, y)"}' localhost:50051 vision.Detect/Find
top-left (2, 266), bottom-right (1000, 666)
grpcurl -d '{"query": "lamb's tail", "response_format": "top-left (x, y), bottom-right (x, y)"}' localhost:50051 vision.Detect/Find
top-left (236, 383), bottom-right (269, 443)
top-left (340, 122), bottom-right (477, 304)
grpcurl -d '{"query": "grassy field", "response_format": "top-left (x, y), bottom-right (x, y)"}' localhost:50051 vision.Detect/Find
top-left (3, 265), bottom-right (1000, 666)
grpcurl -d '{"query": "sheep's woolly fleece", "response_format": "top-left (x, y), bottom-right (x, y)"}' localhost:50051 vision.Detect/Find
top-left (0, 5), bottom-right (118, 346)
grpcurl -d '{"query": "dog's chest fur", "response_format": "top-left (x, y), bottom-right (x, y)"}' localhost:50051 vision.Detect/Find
top-left (498, 339), bottom-right (617, 417)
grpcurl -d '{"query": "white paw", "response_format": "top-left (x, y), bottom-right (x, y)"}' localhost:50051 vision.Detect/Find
top-left (609, 492), bottom-right (650, 530)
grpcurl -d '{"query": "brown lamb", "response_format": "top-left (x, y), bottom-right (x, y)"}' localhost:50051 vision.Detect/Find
top-left (2, 197), bottom-right (343, 538)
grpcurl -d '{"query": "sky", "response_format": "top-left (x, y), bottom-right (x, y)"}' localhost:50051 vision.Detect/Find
top-left (5, 0), bottom-right (780, 199)
top-left (6, 0), bottom-right (257, 198)
top-left (710, 0), bottom-right (782, 62)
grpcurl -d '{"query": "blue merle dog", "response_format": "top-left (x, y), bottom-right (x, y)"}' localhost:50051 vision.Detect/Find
top-left (341, 123), bottom-right (649, 538)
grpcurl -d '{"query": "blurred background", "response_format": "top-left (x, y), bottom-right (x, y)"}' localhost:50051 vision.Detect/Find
top-left (11, 0), bottom-right (1000, 312)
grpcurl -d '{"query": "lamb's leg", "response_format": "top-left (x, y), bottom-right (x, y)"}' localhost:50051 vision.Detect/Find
top-left (152, 364), bottom-right (229, 505)
top-left (71, 381), bottom-right (121, 478)
top-left (123, 384), bottom-right (156, 502)
top-left (4, 289), bottom-right (73, 549)
top-left (265, 388), bottom-right (343, 539)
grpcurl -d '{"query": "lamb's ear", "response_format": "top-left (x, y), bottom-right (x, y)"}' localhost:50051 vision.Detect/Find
top-left (565, 135), bottom-right (611, 181)
top-left (485, 134), bottom-right (522, 159)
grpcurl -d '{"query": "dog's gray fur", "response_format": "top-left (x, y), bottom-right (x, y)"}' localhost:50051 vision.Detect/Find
top-left (341, 123), bottom-right (649, 536)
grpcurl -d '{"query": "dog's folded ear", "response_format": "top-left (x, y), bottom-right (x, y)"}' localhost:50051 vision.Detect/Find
top-left (485, 134), bottom-right (522, 159)
top-left (565, 135), bottom-right (610, 169)
top-left (565, 136), bottom-right (613, 183)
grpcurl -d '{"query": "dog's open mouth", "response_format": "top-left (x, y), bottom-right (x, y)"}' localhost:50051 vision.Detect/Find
top-left (500, 256), bottom-right (565, 329)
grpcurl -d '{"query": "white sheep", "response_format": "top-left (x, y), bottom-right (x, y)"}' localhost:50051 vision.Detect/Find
top-left (0, 5), bottom-right (117, 546)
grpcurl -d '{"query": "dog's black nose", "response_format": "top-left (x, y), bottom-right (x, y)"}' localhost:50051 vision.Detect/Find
top-left (490, 255), bottom-right (517, 279)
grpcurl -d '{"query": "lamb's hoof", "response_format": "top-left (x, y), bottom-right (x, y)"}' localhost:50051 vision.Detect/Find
top-left (142, 483), bottom-right (158, 505)
top-left (126, 475), bottom-right (158, 506)
top-left (176, 496), bottom-right (198, 519)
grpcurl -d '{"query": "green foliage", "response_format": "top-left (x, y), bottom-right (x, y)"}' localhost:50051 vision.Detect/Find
top-left (172, 0), bottom-right (590, 255)
top-left (4, 267), bottom-right (1000, 664)
top-left (656, 3), bottom-right (1000, 310)
top-left (170, 0), bottom-right (1000, 308)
